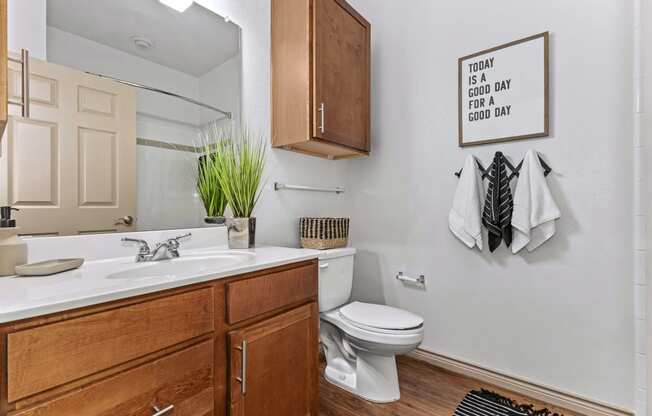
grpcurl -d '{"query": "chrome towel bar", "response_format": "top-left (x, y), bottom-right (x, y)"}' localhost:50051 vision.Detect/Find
top-left (274, 182), bottom-right (344, 194)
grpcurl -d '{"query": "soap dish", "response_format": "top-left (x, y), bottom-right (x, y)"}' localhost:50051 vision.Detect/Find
top-left (15, 258), bottom-right (84, 276)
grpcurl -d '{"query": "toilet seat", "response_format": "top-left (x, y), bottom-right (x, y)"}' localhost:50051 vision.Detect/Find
top-left (339, 302), bottom-right (424, 332)
top-left (321, 303), bottom-right (424, 347)
top-left (340, 317), bottom-right (424, 335)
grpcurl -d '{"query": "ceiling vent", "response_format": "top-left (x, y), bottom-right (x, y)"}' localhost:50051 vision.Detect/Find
top-left (131, 36), bottom-right (153, 50)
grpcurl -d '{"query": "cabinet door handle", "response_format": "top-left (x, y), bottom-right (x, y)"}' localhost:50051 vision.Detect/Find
top-left (151, 404), bottom-right (174, 416)
top-left (319, 263), bottom-right (329, 269)
top-left (235, 340), bottom-right (247, 394)
top-left (318, 102), bottom-right (325, 134)
top-left (8, 49), bottom-right (30, 118)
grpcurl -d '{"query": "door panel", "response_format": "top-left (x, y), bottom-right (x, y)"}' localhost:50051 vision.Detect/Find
top-left (9, 69), bottom-right (58, 107)
top-left (78, 85), bottom-right (116, 116)
top-left (229, 304), bottom-right (318, 416)
top-left (78, 127), bottom-right (117, 206)
top-left (1, 57), bottom-right (137, 235)
top-left (9, 118), bottom-right (58, 206)
top-left (313, 0), bottom-right (370, 152)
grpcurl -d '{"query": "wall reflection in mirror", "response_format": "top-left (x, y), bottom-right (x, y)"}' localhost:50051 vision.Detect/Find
top-left (1, 0), bottom-right (241, 236)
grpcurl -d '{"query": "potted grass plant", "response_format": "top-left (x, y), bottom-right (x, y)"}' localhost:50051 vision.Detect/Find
top-left (197, 147), bottom-right (228, 225)
top-left (213, 129), bottom-right (266, 248)
top-left (196, 125), bottom-right (229, 225)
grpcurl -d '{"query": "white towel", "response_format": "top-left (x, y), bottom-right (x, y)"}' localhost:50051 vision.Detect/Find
top-left (449, 155), bottom-right (484, 250)
top-left (511, 150), bottom-right (560, 253)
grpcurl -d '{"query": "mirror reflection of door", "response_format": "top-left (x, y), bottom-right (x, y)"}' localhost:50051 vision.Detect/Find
top-left (1, 0), bottom-right (241, 236)
top-left (1, 57), bottom-right (137, 236)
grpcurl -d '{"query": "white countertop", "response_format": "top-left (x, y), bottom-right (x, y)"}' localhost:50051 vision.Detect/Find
top-left (0, 245), bottom-right (319, 324)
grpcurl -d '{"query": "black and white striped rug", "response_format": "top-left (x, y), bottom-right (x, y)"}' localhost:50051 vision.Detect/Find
top-left (454, 389), bottom-right (562, 416)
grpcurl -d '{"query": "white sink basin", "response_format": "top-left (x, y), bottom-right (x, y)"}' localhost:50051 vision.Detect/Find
top-left (106, 251), bottom-right (256, 280)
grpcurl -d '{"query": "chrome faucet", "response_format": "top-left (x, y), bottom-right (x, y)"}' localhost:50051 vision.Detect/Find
top-left (122, 233), bottom-right (192, 262)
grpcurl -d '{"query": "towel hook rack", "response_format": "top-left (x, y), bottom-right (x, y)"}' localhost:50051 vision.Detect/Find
top-left (454, 151), bottom-right (552, 179)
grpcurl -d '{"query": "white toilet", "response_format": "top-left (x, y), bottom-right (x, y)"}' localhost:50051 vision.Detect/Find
top-left (317, 248), bottom-right (424, 403)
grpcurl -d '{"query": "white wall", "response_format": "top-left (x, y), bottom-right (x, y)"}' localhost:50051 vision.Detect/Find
top-left (344, 0), bottom-right (634, 409)
top-left (633, 2), bottom-right (648, 415)
top-left (639, 1), bottom-right (652, 415)
top-left (200, 54), bottom-right (241, 126)
top-left (8, 0), bottom-right (46, 59)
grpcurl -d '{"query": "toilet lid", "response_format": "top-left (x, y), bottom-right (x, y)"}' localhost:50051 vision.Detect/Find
top-left (339, 302), bottom-right (424, 330)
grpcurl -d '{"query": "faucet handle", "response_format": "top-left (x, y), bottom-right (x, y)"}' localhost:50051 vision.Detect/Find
top-left (166, 233), bottom-right (192, 248)
top-left (121, 237), bottom-right (151, 254)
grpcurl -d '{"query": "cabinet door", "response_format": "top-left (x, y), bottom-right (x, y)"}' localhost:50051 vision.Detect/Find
top-left (313, 0), bottom-right (370, 152)
top-left (0, 0), bottom-right (7, 137)
top-left (229, 303), bottom-right (318, 416)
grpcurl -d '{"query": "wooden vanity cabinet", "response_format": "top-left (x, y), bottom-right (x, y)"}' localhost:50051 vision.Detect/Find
top-left (271, 0), bottom-right (371, 159)
top-left (0, 259), bottom-right (319, 416)
top-left (0, 0), bottom-right (7, 137)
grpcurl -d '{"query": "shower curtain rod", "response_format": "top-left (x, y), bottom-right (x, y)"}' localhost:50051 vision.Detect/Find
top-left (85, 71), bottom-right (232, 119)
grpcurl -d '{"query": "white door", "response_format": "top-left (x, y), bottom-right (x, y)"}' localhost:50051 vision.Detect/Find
top-left (0, 56), bottom-right (137, 235)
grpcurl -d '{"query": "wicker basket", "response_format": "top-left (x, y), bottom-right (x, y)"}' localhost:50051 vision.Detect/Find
top-left (300, 217), bottom-right (349, 250)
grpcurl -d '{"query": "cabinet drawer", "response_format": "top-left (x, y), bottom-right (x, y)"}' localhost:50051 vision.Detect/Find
top-left (226, 262), bottom-right (317, 324)
top-left (8, 287), bottom-right (214, 402)
top-left (15, 340), bottom-right (214, 416)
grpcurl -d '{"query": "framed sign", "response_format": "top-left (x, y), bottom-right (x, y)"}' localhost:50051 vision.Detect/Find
top-left (458, 32), bottom-right (549, 147)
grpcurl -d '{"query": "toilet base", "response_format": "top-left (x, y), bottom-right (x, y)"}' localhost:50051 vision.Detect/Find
top-left (320, 321), bottom-right (401, 403)
top-left (324, 352), bottom-right (400, 403)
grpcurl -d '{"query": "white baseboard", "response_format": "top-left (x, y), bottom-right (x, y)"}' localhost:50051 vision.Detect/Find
top-left (408, 349), bottom-right (633, 416)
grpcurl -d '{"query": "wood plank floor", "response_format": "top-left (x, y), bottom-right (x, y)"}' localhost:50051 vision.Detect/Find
top-left (319, 355), bottom-right (581, 416)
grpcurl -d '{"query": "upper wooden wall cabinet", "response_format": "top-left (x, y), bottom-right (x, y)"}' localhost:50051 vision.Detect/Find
top-left (0, 0), bottom-right (7, 137)
top-left (271, 0), bottom-right (371, 160)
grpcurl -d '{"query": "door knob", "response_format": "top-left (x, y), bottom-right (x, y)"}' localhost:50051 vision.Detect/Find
top-left (115, 215), bottom-right (134, 226)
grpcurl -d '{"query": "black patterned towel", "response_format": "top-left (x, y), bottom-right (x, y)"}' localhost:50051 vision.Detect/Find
top-left (482, 152), bottom-right (514, 252)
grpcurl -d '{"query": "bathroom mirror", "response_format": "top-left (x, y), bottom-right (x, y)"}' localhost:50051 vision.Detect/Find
top-left (1, 0), bottom-right (241, 236)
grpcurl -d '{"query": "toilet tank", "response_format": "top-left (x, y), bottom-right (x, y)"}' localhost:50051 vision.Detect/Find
top-left (317, 248), bottom-right (356, 312)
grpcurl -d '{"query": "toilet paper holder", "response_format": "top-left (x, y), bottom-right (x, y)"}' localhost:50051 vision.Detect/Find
top-left (396, 271), bottom-right (426, 287)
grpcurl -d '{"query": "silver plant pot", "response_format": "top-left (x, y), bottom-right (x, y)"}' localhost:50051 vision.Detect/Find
top-left (226, 217), bottom-right (256, 249)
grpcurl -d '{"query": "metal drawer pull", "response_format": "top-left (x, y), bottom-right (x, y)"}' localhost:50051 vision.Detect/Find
top-left (7, 49), bottom-right (30, 118)
top-left (318, 102), bottom-right (325, 133)
top-left (235, 340), bottom-right (247, 394)
top-left (152, 404), bottom-right (174, 416)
